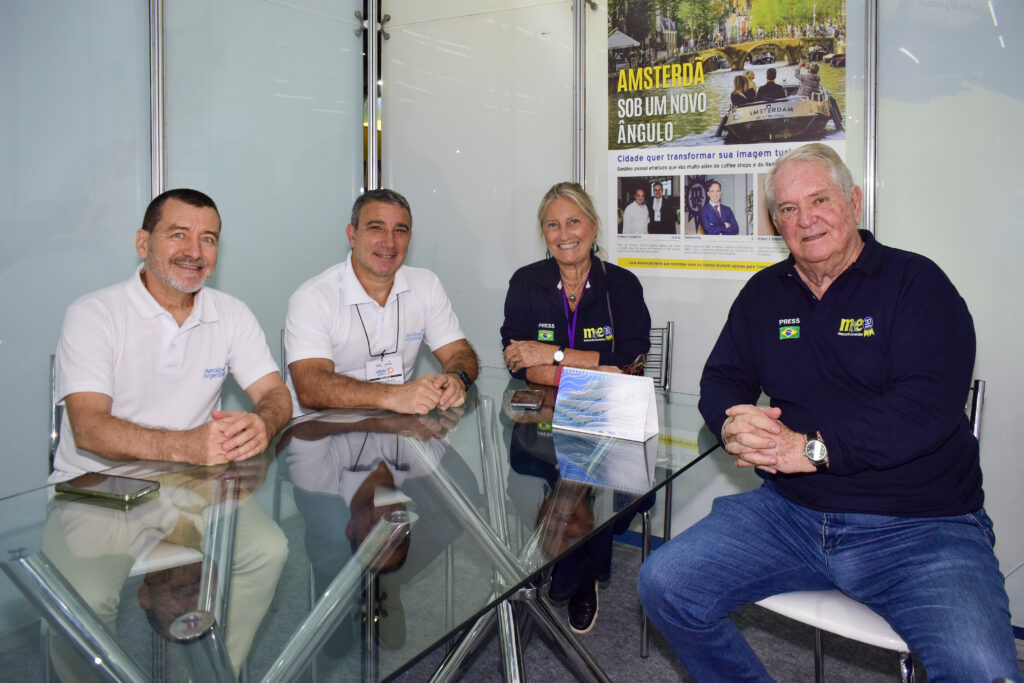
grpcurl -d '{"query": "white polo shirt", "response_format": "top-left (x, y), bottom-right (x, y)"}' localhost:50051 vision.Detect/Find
top-left (284, 253), bottom-right (466, 416)
top-left (52, 265), bottom-right (280, 479)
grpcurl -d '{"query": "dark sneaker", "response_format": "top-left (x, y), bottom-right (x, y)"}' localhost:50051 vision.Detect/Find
top-left (568, 580), bottom-right (599, 635)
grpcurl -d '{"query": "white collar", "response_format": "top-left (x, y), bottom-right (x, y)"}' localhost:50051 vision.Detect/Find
top-left (339, 252), bottom-right (410, 308)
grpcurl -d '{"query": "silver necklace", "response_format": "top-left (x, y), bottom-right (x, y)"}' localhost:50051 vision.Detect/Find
top-left (562, 269), bottom-right (590, 303)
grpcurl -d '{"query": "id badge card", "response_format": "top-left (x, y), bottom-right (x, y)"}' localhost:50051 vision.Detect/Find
top-left (366, 354), bottom-right (404, 384)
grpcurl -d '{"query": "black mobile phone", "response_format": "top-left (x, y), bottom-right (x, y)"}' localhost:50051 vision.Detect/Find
top-left (509, 389), bottom-right (545, 411)
top-left (55, 472), bottom-right (160, 504)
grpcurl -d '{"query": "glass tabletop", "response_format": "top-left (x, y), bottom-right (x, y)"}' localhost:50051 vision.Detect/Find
top-left (0, 367), bottom-right (721, 682)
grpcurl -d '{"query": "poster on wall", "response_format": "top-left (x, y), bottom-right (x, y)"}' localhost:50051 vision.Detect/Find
top-left (607, 0), bottom-right (849, 279)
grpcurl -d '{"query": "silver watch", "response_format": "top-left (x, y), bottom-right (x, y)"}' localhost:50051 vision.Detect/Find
top-left (804, 432), bottom-right (829, 471)
top-left (552, 346), bottom-right (566, 365)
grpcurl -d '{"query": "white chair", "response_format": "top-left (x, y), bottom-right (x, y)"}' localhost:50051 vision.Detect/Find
top-left (640, 322), bottom-right (675, 656)
top-left (755, 379), bottom-right (986, 682)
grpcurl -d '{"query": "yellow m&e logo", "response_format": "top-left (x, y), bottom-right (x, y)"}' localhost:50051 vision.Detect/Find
top-left (838, 316), bottom-right (875, 337)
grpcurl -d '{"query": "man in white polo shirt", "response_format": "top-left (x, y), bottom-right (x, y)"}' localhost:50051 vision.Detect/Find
top-left (285, 188), bottom-right (478, 416)
top-left (53, 188), bottom-right (292, 480)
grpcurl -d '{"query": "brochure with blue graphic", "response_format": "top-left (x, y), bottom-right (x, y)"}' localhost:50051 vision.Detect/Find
top-left (552, 368), bottom-right (659, 442)
top-left (552, 430), bottom-right (656, 494)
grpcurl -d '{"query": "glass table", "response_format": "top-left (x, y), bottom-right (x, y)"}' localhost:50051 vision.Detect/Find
top-left (0, 367), bottom-right (721, 682)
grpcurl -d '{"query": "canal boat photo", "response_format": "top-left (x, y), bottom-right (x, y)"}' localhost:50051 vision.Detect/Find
top-left (719, 85), bottom-right (843, 144)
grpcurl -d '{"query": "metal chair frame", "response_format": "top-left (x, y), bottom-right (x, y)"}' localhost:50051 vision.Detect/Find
top-left (755, 379), bottom-right (986, 682)
top-left (644, 322), bottom-right (675, 392)
top-left (49, 354), bottom-right (62, 473)
top-left (640, 322), bottom-right (675, 656)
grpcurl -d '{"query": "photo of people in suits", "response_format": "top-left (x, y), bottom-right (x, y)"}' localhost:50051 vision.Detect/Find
top-left (617, 176), bottom-right (680, 235)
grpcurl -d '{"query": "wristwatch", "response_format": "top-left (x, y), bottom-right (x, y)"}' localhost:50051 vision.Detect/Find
top-left (447, 369), bottom-right (473, 390)
top-left (804, 432), bottom-right (829, 471)
top-left (552, 346), bottom-right (566, 365)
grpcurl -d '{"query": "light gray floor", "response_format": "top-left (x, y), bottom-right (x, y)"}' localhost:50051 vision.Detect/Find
top-left (3, 513), bottom-right (1020, 682)
top-left (390, 543), bottom-right (903, 683)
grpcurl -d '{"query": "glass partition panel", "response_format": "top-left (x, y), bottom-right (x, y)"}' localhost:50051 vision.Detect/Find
top-left (381, 1), bottom-right (575, 370)
top-left (875, 0), bottom-right (1024, 581)
top-left (0, 2), bottom-right (150, 500)
top-left (164, 0), bottom-right (365, 387)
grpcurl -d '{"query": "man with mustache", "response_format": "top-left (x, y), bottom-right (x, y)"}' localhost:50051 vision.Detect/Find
top-left (52, 188), bottom-right (291, 479)
top-left (286, 188), bottom-right (478, 416)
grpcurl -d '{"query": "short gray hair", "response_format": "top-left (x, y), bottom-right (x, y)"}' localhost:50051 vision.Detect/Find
top-left (764, 143), bottom-right (854, 220)
top-left (350, 188), bottom-right (412, 228)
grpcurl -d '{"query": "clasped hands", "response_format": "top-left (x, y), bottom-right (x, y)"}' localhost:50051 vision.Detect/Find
top-left (193, 410), bottom-right (273, 465)
top-left (386, 373), bottom-right (467, 415)
top-left (720, 404), bottom-right (815, 474)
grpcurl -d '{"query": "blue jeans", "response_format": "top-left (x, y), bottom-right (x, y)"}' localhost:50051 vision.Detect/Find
top-left (637, 483), bottom-right (1021, 682)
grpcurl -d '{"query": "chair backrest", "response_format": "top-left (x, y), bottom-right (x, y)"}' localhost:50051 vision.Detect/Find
top-left (645, 322), bottom-right (675, 392)
top-left (49, 354), bottom-right (63, 472)
top-left (968, 378), bottom-right (985, 440)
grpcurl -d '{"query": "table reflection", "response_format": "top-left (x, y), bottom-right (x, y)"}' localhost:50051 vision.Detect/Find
top-left (501, 382), bottom-right (655, 633)
top-left (41, 454), bottom-right (287, 681)
top-left (275, 407), bottom-right (480, 658)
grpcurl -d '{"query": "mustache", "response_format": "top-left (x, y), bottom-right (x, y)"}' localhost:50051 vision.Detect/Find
top-left (172, 257), bottom-right (207, 268)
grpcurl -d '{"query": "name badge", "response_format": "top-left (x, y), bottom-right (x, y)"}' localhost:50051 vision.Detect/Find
top-left (365, 354), bottom-right (404, 384)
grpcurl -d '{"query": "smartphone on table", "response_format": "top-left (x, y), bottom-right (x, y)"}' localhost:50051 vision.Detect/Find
top-left (55, 472), bottom-right (160, 504)
top-left (509, 389), bottom-right (545, 412)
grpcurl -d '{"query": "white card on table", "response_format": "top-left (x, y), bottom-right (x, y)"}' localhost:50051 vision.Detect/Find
top-left (552, 368), bottom-right (658, 442)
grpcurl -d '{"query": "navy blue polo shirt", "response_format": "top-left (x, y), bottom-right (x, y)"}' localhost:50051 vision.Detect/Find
top-left (700, 231), bottom-right (982, 516)
top-left (501, 255), bottom-right (651, 380)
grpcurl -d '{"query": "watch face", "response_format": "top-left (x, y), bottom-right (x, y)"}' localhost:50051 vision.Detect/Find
top-left (805, 439), bottom-right (828, 464)
top-left (553, 349), bottom-right (565, 363)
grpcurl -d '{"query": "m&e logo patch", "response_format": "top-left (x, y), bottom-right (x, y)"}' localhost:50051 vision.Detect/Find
top-left (583, 325), bottom-right (614, 342)
top-left (837, 316), bottom-right (875, 337)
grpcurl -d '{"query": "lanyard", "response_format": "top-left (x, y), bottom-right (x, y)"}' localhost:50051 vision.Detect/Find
top-left (354, 294), bottom-right (401, 360)
top-left (350, 433), bottom-right (406, 471)
top-left (561, 273), bottom-right (590, 349)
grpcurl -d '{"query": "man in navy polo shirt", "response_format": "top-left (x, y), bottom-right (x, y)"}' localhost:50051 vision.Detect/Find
top-left (638, 144), bottom-right (1021, 682)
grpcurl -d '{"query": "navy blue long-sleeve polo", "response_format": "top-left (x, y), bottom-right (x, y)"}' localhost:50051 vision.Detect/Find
top-left (699, 230), bottom-right (982, 516)
top-left (501, 255), bottom-right (651, 380)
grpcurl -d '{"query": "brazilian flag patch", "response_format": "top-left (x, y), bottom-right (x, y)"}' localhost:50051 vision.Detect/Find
top-left (537, 329), bottom-right (554, 342)
top-left (779, 326), bottom-right (800, 340)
